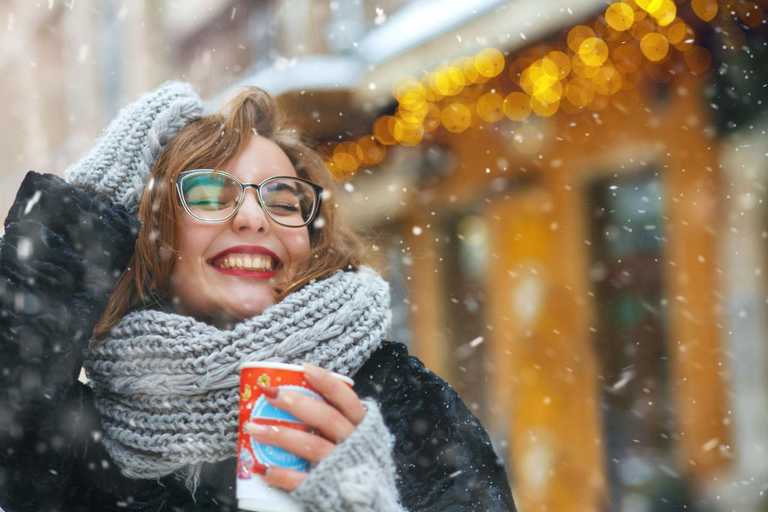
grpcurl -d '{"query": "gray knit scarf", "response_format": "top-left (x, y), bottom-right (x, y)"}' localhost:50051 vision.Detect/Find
top-left (83, 267), bottom-right (391, 485)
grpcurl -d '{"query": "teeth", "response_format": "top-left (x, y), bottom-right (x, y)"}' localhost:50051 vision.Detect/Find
top-left (216, 254), bottom-right (274, 271)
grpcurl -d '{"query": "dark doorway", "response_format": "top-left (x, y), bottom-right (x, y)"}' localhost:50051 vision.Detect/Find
top-left (588, 171), bottom-right (691, 511)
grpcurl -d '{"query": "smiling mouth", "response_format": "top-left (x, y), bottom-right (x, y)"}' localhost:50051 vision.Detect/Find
top-left (211, 253), bottom-right (277, 272)
top-left (207, 254), bottom-right (282, 279)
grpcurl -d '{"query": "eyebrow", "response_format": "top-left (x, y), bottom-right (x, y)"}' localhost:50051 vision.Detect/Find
top-left (266, 181), bottom-right (300, 194)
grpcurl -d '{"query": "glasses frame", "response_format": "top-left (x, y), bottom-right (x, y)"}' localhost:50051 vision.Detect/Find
top-left (176, 169), bottom-right (324, 228)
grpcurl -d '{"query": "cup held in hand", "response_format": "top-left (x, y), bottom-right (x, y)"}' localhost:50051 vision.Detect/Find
top-left (237, 362), bottom-right (353, 512)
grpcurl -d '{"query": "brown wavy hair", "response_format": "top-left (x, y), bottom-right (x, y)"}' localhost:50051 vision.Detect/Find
top-left (93, 87), bottom-right (365, 336)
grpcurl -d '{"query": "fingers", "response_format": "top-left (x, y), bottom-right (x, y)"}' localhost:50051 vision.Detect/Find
top-left (262, 386), bottom-right (356, 443)
top-left (245, 422), bottom-right (335, 464)
top-left (303, 363), bottom-right (367, 426)
top-left (259, 464), bottom-right (306, 492)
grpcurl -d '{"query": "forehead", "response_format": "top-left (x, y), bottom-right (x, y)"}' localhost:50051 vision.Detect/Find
top-left (222, 135), bottom-right (297, 183)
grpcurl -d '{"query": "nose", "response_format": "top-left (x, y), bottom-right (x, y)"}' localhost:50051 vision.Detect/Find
top-left (231, 188), bottom-right (270, 233)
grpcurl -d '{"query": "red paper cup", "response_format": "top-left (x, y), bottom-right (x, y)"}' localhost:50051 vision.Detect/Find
top-left (236, 362), bottom-right (354, 512)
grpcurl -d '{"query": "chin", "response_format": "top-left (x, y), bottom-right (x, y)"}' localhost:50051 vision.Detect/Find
top-left (227, 299), bottom-right (275, 321)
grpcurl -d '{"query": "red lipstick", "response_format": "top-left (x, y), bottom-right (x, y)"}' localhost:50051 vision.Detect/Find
top-left (207, 245), bottom-right (281, 279)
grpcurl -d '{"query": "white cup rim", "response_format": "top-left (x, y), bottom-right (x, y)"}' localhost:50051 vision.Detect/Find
top-left (240, 361), bottom-right (354, 386)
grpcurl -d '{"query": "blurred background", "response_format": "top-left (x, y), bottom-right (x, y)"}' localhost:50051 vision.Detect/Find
top-left (1, 0), bottom-right (767, 510)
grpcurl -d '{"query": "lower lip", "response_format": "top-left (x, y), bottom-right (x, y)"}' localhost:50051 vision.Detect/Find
top-left (209, 264), bottom-right (277, 278)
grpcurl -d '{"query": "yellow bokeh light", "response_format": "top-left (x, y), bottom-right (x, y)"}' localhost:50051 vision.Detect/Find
top-left (640, 32), bottom-right (669, 62)
top-left (579, 38), bottom-right (610, 67)
top-left (533, 76), bottom-right (563, 105)
top-left (421, 73), bottom-right (444, 102)
top-left (672, 24), bottom-right (695, 51)
top-left (737, 2), bottom-right (764, 29)
top-left (373, 116), bottom-right (397, 146)
top-left (630, 18), bottom-right (656, 40)
top-left (684, 45), bottom-right (712, 75)
top-left (503, 92), bottom-right (532, 121)
top-left (650, 0), bottom-right (676, 27)
top-left (399, 94), bottom-right (427, 115)
top-left (335, 141), bottom-right (363, 165)
top-left (423, 103), bottom-right (442, 132)
top-left (520, 68), bottom-right (534, 95)
top-left (358, 136), bottom-right (387, 165)
top-left (531, 58), bottom-right (560, 81)
top-left (395, 79), bottom-right (425, 100)
top-left (565, 77), bottom-right (596, 107)
top-left (606, 3), bottom-right (635, 31)
top-left (595, 15), bottom-right (624, 42)
top-left (476, 93), bottom-right (505, 122)
top-left (332, 150), bottom-right (360, 173)
top-left (397, 84), bottom-right (428, 110)
top-left (343, 0), bottom-right (737, 160)
top-left (532, 74), bottom-right (559, 95)
top-left (396, 110), bottom-right (423, 130)
top-left (592, 66), bottom-right (623, 96)
top-left (442, 103), bottom-right (473, 133)
top-left (523, 59), bottom-right (560, 96)
top-left (452, 56), bottom-right (479, 85)
top-left (546, 51), bottom-right (572, 79)
top-left (571, 54), bottom-right (602, 79)
top-left (509, 57), bottom-right (534, 82)
top-left (691, 0), bottom-right (718, 22)
top-left (635, 0), bottom-right (663, 13)
top-left (391, 75), bottom-right (419, 101)
top-left (433, 66), bottom-right (466, 97)
top-left (512, 124), bottom-right (544, 154)
top-left (624, 0), bottom-right (649, 21)
top-left (613, 44), bottom-right (643, 72)
top-left (475, 48), bottom-right (506, 78)
top-left (665, 20), bottom-right (687, 45)
top-left (568, 25), bottom-right (597, 53)
top-left (530, 96), bottom-right (560, 117)
top-left (392, 118), bottom-right (424, 146)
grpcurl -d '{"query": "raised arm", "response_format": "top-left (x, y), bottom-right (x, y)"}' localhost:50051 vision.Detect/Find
top-left (0, 171), bottom-right (139, 511)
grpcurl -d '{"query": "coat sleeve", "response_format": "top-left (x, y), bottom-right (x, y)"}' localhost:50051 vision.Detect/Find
top-left (0, 171), bottom-right (140, 511)
top-left (353, 342), bottom-right (517, 512)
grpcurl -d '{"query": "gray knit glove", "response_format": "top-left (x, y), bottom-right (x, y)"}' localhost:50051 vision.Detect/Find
top-left (65, 81), bottom-right (204, 213)
top-left (290, 399), bottom-right (406, 512)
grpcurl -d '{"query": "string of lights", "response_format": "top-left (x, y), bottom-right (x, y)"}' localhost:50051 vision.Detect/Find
top-left (323, 0), bottom-right (765, 177)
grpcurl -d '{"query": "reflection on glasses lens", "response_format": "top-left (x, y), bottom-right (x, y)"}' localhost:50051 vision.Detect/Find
top-left (261, 178), bottom-right (317, 227)
top-left (182, 173), bottom-right (240, 220)
top-left (180, 172), bottom-right (318, 226)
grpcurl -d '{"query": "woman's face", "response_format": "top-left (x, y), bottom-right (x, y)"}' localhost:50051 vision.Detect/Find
top-left (170, 135), bottom-right (311, 325)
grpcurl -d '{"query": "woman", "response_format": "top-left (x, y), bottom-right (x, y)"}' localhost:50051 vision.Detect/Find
top-left (0, 82), bottom-right (516, 512)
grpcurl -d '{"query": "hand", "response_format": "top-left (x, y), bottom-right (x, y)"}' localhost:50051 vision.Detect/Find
top-left (244, 363), bottom-right (367, 492)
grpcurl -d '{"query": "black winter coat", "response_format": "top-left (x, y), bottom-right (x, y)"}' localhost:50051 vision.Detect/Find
top-left (0, 172), bottom-right (516, 512)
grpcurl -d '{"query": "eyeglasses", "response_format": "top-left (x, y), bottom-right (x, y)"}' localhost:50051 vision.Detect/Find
top-left (176, 170), bottom-right (323, 227)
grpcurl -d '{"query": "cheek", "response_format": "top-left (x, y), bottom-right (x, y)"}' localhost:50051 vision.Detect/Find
top-left (172, 223), bottom-right (213, 288)
top-left (177, 221), bottom-right (214, 262)
top-left (283, 229), bottom-right (311, 269)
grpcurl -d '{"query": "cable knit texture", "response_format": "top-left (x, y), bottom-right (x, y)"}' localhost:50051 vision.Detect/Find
top-left (83, 267), bottom-right (391, 483)
top-left (64, 81), bottom-right (204, 213)
top-left (291, 399), bottom-right (406, 512)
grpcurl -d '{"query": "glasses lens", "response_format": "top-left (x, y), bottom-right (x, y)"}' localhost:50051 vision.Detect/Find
top-left (181, 172), bottom-right (240, 220)
top-left (260, 178), bottom-right (318, 227)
